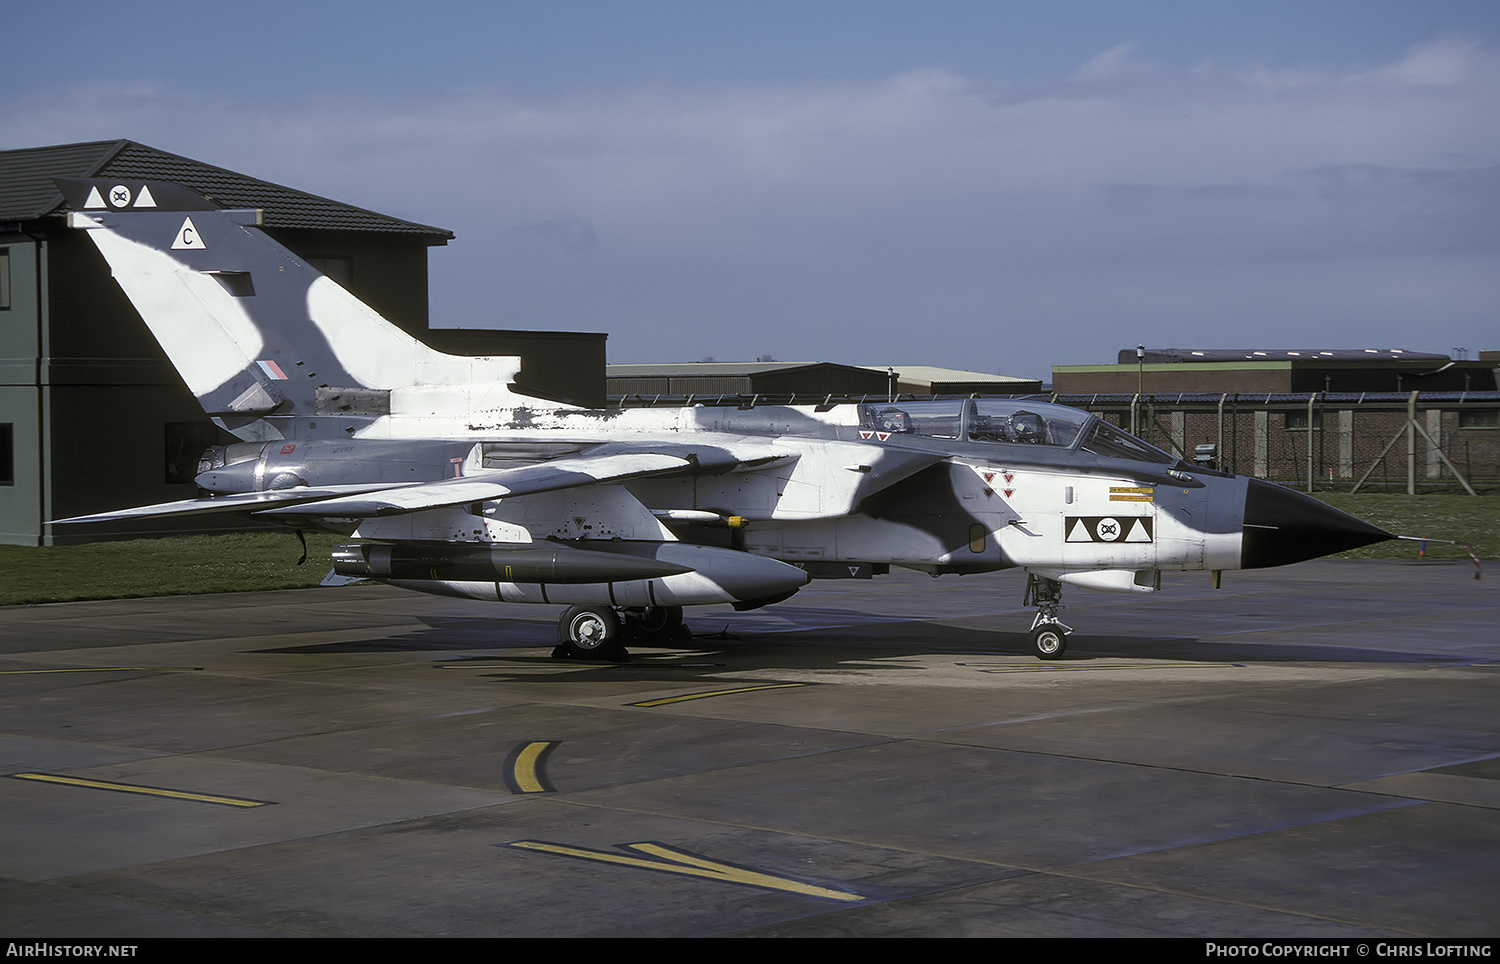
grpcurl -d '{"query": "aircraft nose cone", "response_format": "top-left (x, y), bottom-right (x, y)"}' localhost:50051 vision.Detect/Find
top-left (1241, 479), bottom-right (1393, 569)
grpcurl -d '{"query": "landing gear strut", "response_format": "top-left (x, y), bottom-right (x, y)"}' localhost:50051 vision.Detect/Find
top-left (1023, 574), bottom-right (1072, 660)
top-left (620, 606), bottom-right (687, 642)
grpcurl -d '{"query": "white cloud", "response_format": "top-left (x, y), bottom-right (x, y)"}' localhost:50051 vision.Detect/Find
top-left (5, 39), bottom-right (1497, 378)
top-left (1361, 34), bottom-right (1489, 87)
top-left (1071, 42), bottom-right (1159, 82)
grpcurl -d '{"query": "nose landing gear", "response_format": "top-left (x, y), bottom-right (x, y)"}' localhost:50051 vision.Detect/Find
top-left (1024, 574), bottom-right (1072, 660)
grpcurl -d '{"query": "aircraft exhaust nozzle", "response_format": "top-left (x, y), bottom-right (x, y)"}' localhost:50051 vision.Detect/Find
top-left (333, 543), bottom-right (695, 584)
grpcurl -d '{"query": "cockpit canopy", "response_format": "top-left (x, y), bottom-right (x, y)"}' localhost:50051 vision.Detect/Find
top-left (859, 399), bottom-right (1176, 465)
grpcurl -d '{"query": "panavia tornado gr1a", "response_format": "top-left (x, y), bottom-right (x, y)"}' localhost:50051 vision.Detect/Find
top-left (53, 177), bottom-right (1397, 660)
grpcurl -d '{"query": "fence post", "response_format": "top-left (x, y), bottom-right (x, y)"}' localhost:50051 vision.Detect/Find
top-left (1231, 395), bottom-right (1239, 474)
top-left (1407, 391), bottom-right (1418, 495)
top-left (1426, 407), bottom-right (1442, 480)
top-left (1216, 394), bottom-right (1226, 472)
top-left (1338, 409), bottom-right (1353, 479)
top-left (1306, 394), bottom-right (1316, 492)
top-left (1254, 410), bottom-right (1269, 478)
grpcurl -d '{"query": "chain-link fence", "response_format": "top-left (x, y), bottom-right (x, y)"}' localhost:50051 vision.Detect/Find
top-left (614, 389), bottom-right (1500, 494)
top-left (1058, 392), bottom-right (1500, 494)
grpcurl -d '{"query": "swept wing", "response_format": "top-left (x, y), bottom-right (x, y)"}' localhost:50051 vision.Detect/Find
top-left (53, 484), bottom-right (417, 524)
top-left (56, 445), bottom-right (798, 524)
top-left (253, 451), bottom-right (700, 519)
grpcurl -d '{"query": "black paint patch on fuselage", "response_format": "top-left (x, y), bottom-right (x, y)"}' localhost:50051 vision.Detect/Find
top-left (857, 462), bottom-right (987, 555)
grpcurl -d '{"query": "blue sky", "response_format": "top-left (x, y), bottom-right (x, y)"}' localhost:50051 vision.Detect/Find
top-left (9, 1), bottom-right (1500, 379)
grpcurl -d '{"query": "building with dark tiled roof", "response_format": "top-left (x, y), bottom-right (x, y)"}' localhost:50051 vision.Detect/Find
top-left (0, 140), bottom-right (605, 545)
top-left (0, 139), bottom-right (456, 234)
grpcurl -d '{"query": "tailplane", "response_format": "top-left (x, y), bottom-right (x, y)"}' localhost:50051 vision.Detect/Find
top-left (56, 177), bottom-right (538, 440)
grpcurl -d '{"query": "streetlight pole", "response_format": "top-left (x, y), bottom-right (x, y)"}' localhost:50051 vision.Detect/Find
top-left (1133, 345), bottom-right (1145, 435)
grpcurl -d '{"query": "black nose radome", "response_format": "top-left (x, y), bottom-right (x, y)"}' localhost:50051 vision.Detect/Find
top-left (1241, 479), bottom-right (1393, 569)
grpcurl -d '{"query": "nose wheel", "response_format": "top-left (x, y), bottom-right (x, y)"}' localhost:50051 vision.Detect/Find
top-left (1029, 622), bottom-right (1068, 660)
top-left (1024, 574), bottom-right (1073, 660)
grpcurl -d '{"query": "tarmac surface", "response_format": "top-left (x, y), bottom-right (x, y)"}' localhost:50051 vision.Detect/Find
top-left (1, 560), bottom-right (1496, 938)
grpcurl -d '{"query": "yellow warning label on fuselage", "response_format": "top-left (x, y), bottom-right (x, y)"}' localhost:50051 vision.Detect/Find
top-left (1109, 486), bottom-right (1154, 502)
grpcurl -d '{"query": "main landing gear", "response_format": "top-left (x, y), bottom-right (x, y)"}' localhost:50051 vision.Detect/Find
top-left (1023, 574), bottom-right (1073, 660)
top-left (552, 605), bottom-right (688, 660)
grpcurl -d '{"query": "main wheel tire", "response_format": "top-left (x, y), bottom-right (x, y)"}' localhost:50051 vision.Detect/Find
top-left (1030, 624), bottom-right (1067, 661)
top-left (558, 606), bottom-right (622, 659)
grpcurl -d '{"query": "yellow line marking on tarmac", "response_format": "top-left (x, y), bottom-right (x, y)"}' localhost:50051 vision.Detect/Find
top-left (506, 741), bottom-right (558, 794)
top-left (629, 682), bottom-right (810, 707)
top-left (506, 840), bottom-right (864, 902)
top-left (11, 773), bottom-right (270, 808)
top-left (0, 666), bottom-right (201, 675)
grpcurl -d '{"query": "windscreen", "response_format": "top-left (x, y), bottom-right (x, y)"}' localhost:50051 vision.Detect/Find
top-left (1078, 420), bottom-right (1176, 464)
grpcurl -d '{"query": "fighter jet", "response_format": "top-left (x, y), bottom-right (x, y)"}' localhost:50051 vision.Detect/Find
top-left (53, 177), bottom-right (1397, 660)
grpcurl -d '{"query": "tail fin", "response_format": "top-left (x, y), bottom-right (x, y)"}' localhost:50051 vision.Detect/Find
top-left (56, 177), bottom-right (534, 440)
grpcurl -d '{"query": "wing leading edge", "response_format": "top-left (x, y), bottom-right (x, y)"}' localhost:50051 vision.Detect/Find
top-left (52, 484), bottom-right (418, 525)
top-left (254, 451), bottom-right (698, 519)
top-left (53, 447), bottom-right (791, 525)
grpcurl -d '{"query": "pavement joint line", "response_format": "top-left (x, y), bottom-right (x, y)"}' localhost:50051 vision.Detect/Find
top-left (628, 682), bottom-right (814, 706)
top-left (1036, 865), bottom-right (1429, 938)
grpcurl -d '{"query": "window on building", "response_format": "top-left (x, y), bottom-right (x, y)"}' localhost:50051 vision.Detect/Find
top-left (1458, 410), bottom-right (1498, 430)
top-left (1, 424), bottom-right (13, 485)
top-left (1284, 412), bottom-right (1324, 431)
top-left (1, 248), bottom-right (11, 310)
